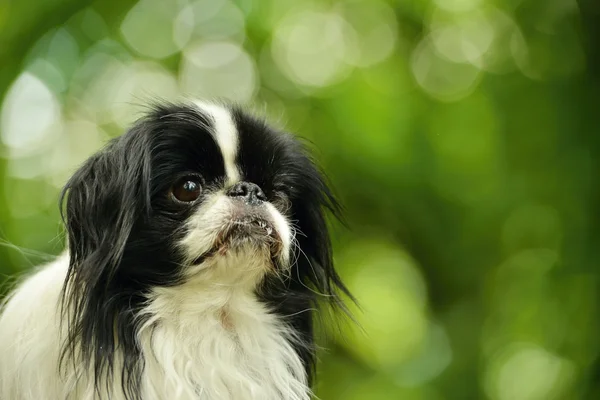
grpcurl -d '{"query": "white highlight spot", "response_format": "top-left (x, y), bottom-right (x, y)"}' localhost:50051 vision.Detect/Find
top-left (0, 72), bottom-right (62, 155)
top-left (485, 343), bottom-right (575, 400)
top-left (120, 0), bottom-right (192, 59)
top-left (410, 36), bottom-right (482, 102)
top-left (195, 101), bottom-right (241, 185)
top-left (272, 8), bottom-right (356, 88)
top-left (181, 41), bottom-right (257, 103)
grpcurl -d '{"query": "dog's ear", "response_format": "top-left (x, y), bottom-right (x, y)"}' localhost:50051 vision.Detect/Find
top-left (59, 128), bottom-right (153, 395)
top-left (61, 133), bottom-right (152, 286)
top-left (291, 151), bottom-right (352, 305)
top-left (268, 146), bottom-right (355, 383)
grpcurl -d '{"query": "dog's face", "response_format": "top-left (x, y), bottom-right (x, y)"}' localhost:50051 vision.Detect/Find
top-left (62, 101), bottom-right (344, 300)
top-left (124, 102), bottom-right (299, 288)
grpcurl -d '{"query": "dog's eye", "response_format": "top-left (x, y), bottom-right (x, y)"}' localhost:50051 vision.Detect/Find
top-left (171, 177), bottom-right (202, 203)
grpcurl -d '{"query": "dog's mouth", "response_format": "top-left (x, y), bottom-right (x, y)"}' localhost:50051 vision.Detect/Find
top-left (192, 215), bottom-right (282, 264)
top-left (229, 216), bottom-right (275, 236)
top-left (218, 216), bottom-right (278, 244)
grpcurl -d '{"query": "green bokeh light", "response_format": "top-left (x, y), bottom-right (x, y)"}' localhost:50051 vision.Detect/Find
top-left (1, 0), bottom-right (599, 398)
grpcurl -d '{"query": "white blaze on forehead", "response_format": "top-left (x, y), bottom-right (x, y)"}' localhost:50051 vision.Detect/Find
top-left (194, 101), bottom-right (241, 185)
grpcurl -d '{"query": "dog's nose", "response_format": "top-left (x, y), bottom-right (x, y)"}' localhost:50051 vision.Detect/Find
top-left (226, 182), bottom-right (267, 206)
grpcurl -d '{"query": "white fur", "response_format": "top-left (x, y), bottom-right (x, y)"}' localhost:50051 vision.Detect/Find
top-left (0, 254), bottom-right (309, 400)
top-left (265, 202), bottom-right (292, 267)
top-left (138, 253), bottom-right (308, 400)
top-left (0, 256), bottom-right (70, 399)
top-left (195, 101), bottom-right (241, 185)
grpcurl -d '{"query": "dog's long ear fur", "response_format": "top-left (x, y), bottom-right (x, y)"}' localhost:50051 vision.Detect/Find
top-left (59, 127), bottom-right (153, 399)
top-left (259, 139), bottom-right (354, 384)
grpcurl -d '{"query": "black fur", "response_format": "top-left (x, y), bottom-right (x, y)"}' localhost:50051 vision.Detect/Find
top-left (59, 102), bottom-right (351, 399)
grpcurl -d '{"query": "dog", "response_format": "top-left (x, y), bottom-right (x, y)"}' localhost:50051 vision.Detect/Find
top-left (0, 101), bottom-right (351, 400)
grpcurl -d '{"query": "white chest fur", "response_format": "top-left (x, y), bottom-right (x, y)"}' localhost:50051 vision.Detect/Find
top-left (138, 283), bottom-right (310, 400)
top-left (0, 258), bottom-right (311, 400)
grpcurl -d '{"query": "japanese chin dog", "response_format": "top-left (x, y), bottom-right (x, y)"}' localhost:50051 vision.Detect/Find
top-left (0, 101), bottom-right (351, 400)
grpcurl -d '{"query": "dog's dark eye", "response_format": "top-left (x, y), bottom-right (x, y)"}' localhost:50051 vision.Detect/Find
top-left (171, 177), bottom-right (202, 203)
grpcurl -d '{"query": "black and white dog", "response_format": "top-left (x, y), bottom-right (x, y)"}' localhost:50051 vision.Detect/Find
top-left (0, 101), bottom-right (350, 400)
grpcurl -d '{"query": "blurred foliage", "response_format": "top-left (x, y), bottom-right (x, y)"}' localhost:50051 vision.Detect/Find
top-left (1, 0), bottom-right (599, 399)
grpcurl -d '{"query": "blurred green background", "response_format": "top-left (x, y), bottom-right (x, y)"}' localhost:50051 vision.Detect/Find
top-left (1, 0), bottom-right (599, 399)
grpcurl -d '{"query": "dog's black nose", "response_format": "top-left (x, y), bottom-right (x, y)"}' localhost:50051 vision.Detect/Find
top-left (226, 181), bottom-right (267, 205)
